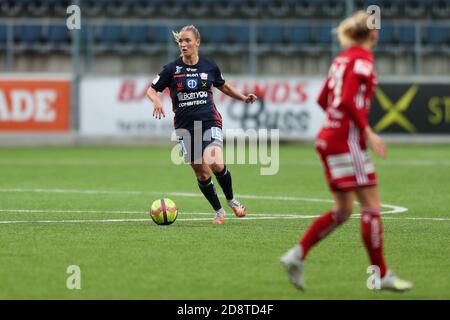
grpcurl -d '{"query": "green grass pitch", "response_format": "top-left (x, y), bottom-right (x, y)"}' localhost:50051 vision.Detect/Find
top-left (0, 143), bottom-right (449, 299)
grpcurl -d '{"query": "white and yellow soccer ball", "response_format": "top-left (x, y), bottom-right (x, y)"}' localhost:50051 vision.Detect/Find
top-left (149, 198), bottom-right (178, 225)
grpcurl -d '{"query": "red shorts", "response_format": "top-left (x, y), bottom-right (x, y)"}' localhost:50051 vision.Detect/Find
top-left (316, 142), bottom-right (377, 193)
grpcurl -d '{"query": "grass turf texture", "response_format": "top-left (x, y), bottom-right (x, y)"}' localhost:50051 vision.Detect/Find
top-left (0, 144), bottom-right (449, 299)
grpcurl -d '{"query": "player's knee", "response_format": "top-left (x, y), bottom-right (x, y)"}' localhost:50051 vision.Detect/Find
top-left (203, 147), bottom-right (224, 168)
top-left (333, 210), bottom-right (352, 224)
top-left (210, 163), bottom-right (225, 174)
top-left (196, 172), bottom-right (211, 182)
top-left (360, 208), bottom-right (381, 218)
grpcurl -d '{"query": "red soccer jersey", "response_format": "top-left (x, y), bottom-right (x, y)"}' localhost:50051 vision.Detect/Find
top-left (315, 46), bottom-right (378, 192)
top-left (317, 46), bottom-right (377, 153)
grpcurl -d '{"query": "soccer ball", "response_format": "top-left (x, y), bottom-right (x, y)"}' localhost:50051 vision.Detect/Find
top-left (149, 198), bottom-right (178, 225)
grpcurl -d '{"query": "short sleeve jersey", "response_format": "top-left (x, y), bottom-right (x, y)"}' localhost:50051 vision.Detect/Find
top-left (151, 57), bottom-right (225, 130)
top-left (316, 46), bottom-right (377, 146)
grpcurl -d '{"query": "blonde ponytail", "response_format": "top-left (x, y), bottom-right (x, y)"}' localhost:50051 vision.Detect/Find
top-left (336, 11), bottom-right (372, 49)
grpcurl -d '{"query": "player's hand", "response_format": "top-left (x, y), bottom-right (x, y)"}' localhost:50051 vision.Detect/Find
top-left (153, 103), bottom-right (165, 119)
top-left (244, 94), bottom-right (257, 104)
top-left (367, 129), bottom-right (387, 159)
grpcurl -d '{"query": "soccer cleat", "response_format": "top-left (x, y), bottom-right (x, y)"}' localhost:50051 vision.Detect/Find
top-left (212, 208), bottom-right (226, 225)
top-left (380, 270), bottom-right (413, 292)
top-left (280, 245), bottom-right (305, 291)
top-left (212, 215), bottom-right (224, 225)
top-left (227, 199), bottom-right (247, 217)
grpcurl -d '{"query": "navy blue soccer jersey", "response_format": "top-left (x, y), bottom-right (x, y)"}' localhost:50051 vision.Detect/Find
top-left (151, 57), bottom-right (225, 130)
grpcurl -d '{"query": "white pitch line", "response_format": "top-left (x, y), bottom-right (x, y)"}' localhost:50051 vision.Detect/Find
top-left (0, 215), bottom-right (317, 225)
top-left (0, 209), bottom-right (310, 216)
top-left (0, 188), bottom-right (143, 195)
top-left (0, 209), bottom-right (147, 214)
top-left (0, 188), bottom-right (408, 214)
top-left (376, 216), bottom-right (450, 221)
top-left (1, 214), bottom-right (450, 225)
top-left (2, 209), bottom-right (447, 221)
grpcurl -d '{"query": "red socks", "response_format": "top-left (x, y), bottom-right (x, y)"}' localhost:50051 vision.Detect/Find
top-left (299, 208), bottom-right (388, 278)
top-left (300, 210), bottom-right (340, 259)
top-left (361, 209), bottom-right (387, 278)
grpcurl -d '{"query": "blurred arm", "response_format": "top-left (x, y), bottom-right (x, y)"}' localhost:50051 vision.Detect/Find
top-left (217, 83), bottom-right (257, 103)
top-left (147, 86), bottom-right (165, 119)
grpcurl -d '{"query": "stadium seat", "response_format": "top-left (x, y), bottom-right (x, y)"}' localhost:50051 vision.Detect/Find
top-left (379, 0), bottom-right (401, 18)
top-left (151, 26), bottom-right (170, 44)
top-left (82, 0), bottom-right (103, 16)
top-left (104, 0), bottom-right (129, 16)
top-left (230, 25), bottom-right (250, 44)
top-left (212, 0), bottom-right (237, 17)
top-left (14, 24), bottom-right (46, 52)
top-left (378, 25), bottom-right (396, 45)
top-left (431, 0), bottom-right (450, 18)
top-left (315, 24), bottom-right (333, 44)
top-left (293, 0), bottom-right (318, 17)
top-left (241, 0), bottom-right (262, 18)
top-left (398, 25), bottom-right (416, 45)
top-left (321, 0), bottom-right (345, 17)
top-left (47, 24), bottom-right (71, 53)
top-left (122, 24), bottom-right (154, 53)
top-left (0, 24), bottom-right (8, 49)
top-left (16, 24), bottom-right (43, 43)
top-left (14, 0), bottom-right (34, 6)
top-left (267, 0), bottom-right (290, 17)
top-left (160, 0), bottom-right (184, 17)
top-left (186, 0), bottom-right (211, 17)
top-left (0, 0), bottom-right (20, 16)
top-left (125, 25), bottom-right (150, 44)
top-left (173, 0), bottom-right (191, 4)
top-left (195, 25), bottom-right (210, 44)
top-left (128, 0), bottom-right (160, 17)
top-left (423, 25), bottom-right (450, 45)
top-left (97, 24), bottom-right (123, 45)
top-left (404, 0), bottom-right (427, 18)
top-left (287, 25), bottom-right (312, 44)
top-left (258, 25), bottom-right (286, 44)
top-left (207, 25), bottom-right (230, 43)
top-left (47, 24), bottom-right (70, 44)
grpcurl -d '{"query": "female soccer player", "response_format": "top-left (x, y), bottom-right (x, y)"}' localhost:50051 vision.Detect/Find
top-left (147, 25), bottom-right (257, 225)
top-left (280, 12), bottom-right (413, 291)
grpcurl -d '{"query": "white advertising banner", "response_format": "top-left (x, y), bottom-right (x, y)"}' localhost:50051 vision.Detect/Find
top-left (80, 77), bottom-right (326, 140)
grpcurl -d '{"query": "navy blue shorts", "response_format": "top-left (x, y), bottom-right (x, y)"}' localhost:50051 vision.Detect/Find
top-left (176, 126), bottom-right (223, 163)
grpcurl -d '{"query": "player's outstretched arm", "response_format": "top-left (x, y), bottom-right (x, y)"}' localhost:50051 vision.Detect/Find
top-left (365, 126), bottom-right (387, 159)
top-left (147, 87), bottom-right (166, 119)
top-left (217, 83), bottom-right (257, 104)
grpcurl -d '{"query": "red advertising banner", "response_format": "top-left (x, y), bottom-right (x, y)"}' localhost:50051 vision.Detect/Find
top-left (0, 79), bottom-right (70, 132)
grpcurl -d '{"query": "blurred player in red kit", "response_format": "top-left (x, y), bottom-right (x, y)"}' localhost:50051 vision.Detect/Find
top-left (281, 11), bottom-right (413, 292)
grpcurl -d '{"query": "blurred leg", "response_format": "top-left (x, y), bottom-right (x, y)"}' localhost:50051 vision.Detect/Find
top-left (191, 163), bottom-right (222, 212)
top-left (355, 186), bottom-right (387, 278)
top-left (300, 191), bottom-right (354, 260)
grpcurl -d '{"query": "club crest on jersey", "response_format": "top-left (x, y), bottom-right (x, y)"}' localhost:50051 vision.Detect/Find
top-left (200, 73), bottom-right (208, 80)
top-left (176, 81), bottom-right (184, 90)
top-left (186, 79), bottom-right (198, 89)
top-left (354, 59), bottom-right (373, 76)
top-left (175, 66), bottom-right (183, 74)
